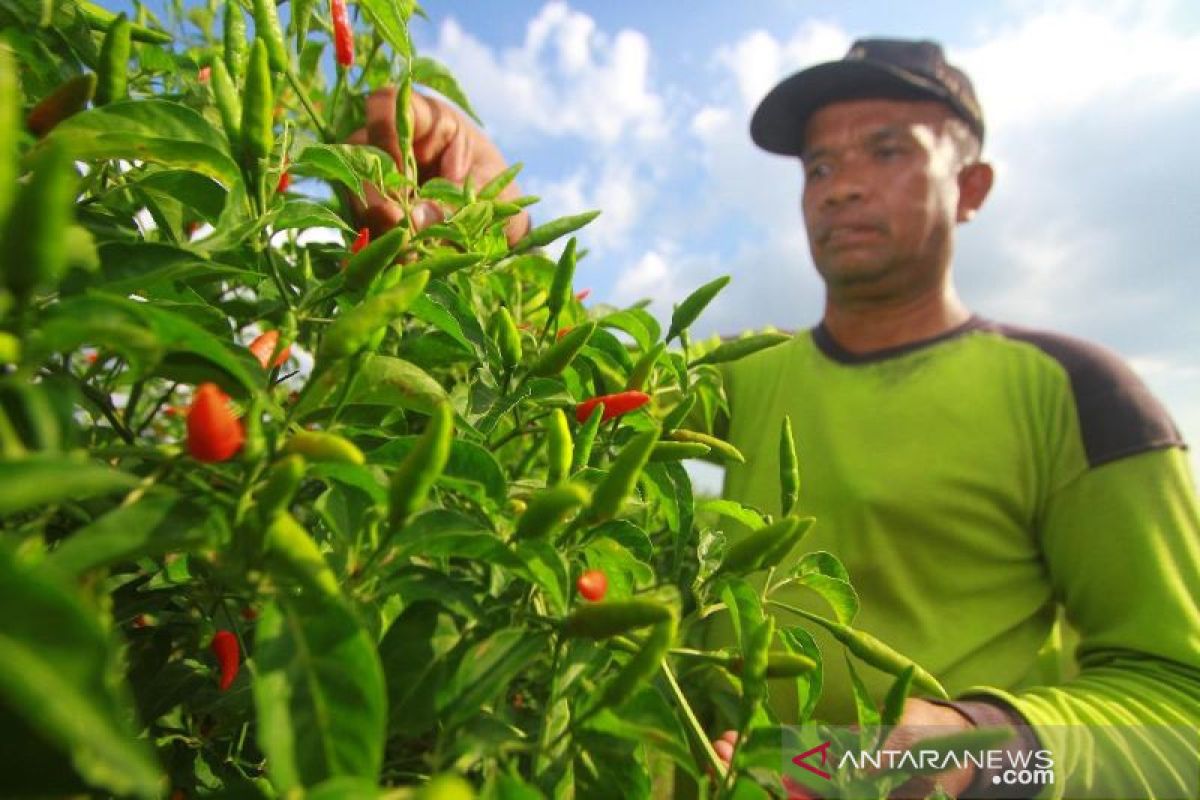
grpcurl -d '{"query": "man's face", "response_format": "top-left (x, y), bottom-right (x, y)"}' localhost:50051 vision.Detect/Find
top-left (799, 98), bottom-right (981, 304)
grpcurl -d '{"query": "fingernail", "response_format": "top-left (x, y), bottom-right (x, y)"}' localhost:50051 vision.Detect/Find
top-left (411, 202), bottom-right (442, 231)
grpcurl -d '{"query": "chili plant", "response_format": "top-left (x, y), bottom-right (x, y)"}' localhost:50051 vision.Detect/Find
top-left (0, 2), bottom-right (978, 798)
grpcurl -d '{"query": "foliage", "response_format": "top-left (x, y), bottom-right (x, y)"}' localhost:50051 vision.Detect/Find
top-left (0, 2), bottom-right (968, 797)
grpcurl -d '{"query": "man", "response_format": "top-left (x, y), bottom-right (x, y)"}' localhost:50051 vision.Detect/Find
top-left (708, 39), bottom-right (1200, 798)
top-left (357, 38), bottom-right (1200, 798)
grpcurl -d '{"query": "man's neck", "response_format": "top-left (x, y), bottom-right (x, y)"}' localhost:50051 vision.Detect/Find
top-left (820, 289), bottom-right (972, 354)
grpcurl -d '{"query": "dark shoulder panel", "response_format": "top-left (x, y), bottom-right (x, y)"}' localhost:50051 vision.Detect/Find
top-left (981, 320), bottom-right (1185, 467)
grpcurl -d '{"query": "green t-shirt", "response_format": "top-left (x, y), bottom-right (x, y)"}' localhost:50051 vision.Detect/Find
top-left (711, 315), bottom-right (1200, 797)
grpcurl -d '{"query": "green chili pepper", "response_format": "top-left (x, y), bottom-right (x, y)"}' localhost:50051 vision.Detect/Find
top-left (659, 394), bottom-right (697, 434)
top-left (779, 414), bottom-right (800, 515)
top-left (546, 237), bottom-right (577, 319)
top-left (689, 332), bottom-right (792, 367)
top-left (209, 58), bottom-right (241, 152)
top-left (528, 321), bottom-right (595, 377)
top-left (264, 511), bottom-right (339, 597)
top-left (562, 598), bottom-right (673, 639)
top-left (667, 429), bottom-right (745, 463)
top-left (320, 270), bottom-right (429, 362)
top-left (0, 45), bottom-right (16, 220)
top-left (514, 481), bottom-right (590, 540)
top-left (479, 163), bottom-right (522, 200)
top-left (76, 1), bottom-right (172, 43)
top-left (511, 211), bottom-right (601, 254)
top-left (625, 341), bottom-right (665, 391)
top-left (240, 37), bottom-right (274, 172)
top-left (667, 275), bottom-right (731, 344)
top-left (649, 441), bottom-right (710, 462)
top-left (413, 774), bottom-right (475, 800)
top-left (94, 13), bottom-right (132, 107)
top-left (389, 402), bottom-right (454, 528)
top-left (394, 75), bottom-right (415, 174)
top-left (742, 616), bottom-right (774, 707)
top-left (544, 408), bottom-right (572, 485)
top-left (819, 619), bottom-right (948, 699)
top-left (587, 426), bottom-right (660, 522)
top-left (241, 398), bottom-right (266, 462)
top-left (571, 402), bottom-right (604, 472)
top-left (1, 139), bottom-right (75, 297)
top-left (251, 0), bottom-right (289, 72)
top-left (594, 617), bottom-right (675, 711)
top-left (717, 516), bottom-right (814, 577)
top-left (223, 2), bottom-right (248, 82)
top-left (281, 430), bottom-right (364, 465)
top-left (493, 306), bottom-right (523, 370)
top-left (730, 650), bottom-right (818, 678)
top-left (255, 453), bottom-right (306, 523)
top-left (409, 252), bottom-right (484, 280)
top-left (343, 226), bottom-right (410, 290)
top-left (0, 334), bottom-right (19, 367)
top-left (24, 74), bottom-right (96, 138)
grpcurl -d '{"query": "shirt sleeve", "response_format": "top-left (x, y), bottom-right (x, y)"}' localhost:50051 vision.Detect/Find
top-left (958, 446), bottom-right (1200, 799)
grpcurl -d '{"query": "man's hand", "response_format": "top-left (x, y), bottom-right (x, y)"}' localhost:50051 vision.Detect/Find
top-left (346, 87), bottom-right (531, 245)
top-left (880, 698), bottom-right (977, 798)
top-left (710, 698), bottom-right (977, 799)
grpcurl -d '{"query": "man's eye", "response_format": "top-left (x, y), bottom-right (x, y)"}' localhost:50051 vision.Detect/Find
top-left (874, 146), bottom-right (902, 160)
top-left (805, 163), bottom-right (832, 180)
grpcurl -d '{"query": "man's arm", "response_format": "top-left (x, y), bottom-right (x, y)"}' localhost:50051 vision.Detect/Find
top-left (955, 446), bottom-right (1200, 799)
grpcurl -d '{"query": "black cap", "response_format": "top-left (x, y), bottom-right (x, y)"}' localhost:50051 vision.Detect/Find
top-left (750, 38), bottom-right (985, 156)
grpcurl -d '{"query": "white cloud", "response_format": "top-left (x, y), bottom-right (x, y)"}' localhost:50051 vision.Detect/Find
top-left (716, 21), bottom-right (850, 112)
top-left (957, 4), bottom-right (1200, 133)
top-left (527, 160), bottom-right (650, 253)
top-left (426, 3), bottom-right (667, 144)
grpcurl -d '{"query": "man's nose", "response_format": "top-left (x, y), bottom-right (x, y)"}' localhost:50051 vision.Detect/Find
top-left (821, 168), bottom-right (866, 208)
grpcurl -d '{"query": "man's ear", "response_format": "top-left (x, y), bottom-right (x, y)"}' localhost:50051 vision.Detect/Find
top-left (957, 161), bottom-right (994, 223)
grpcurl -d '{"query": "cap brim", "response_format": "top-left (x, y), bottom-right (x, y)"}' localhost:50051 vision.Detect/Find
top-left (750, 60), bottom-right (952, 157)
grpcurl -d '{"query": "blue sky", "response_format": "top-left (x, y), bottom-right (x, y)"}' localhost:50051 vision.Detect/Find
top-left (407, 1), bottom-right (1200, 482)
top-left (97, 0), bottom-right (1200, 482)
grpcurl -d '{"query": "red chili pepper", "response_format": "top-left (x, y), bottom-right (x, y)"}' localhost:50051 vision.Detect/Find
top-left (248, 329), bottom-right (290, 369)
top-left (574, 390), bottom-right (650, 424)
top-left (351, 226), bottom-right (370, 253)
top-left (576, 569), bottom-right (608, 602)
top-left (198, 65), bottom-right (211, 83)
top-left (186, 383), bottom-right (245, 462)
top-left (210, 629), bottom-right (239, 691)
top-left (576, 289), bottom-right (590, 302)
top-left (556, 326), bottom-right (572, 341)
top-left (240, 606), bottom-right (259, 622)
top-left (331, 0), bottom-right (354, 68)
top-left (275, 170), bottom-right (290, 193)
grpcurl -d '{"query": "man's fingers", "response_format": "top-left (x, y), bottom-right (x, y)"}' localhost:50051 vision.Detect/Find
top-left (365, 86), bottom-right (404, 169)
top-left (713, 738), bottom-right (735, 764)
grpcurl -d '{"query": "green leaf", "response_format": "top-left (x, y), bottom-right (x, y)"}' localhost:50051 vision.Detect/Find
top-left (32, 293), bottom-right (260, 395)
top-left (294, 355), bottom-right (447, 419)
top-left (411, 56), bottom-right (482, 124)
top-left (437, 627), bottom-right (550, 731)
top-left (514, 539), bottom-right (570, 615)
top-left (396, 511), bottom-right (525, 571)
top-left (599, 309), bottom-right (661, 353)
top-left (253, 593), bottom-right (386, 792)
top-left (880, 665), bottom-right (914, 730)
top-left (306, 777), bottom-right (382, 800)
top-left (92, 242), bottom-right (252, 293)
top-left (697, 499), bottom-right (766, 532)
top-left (0, 544), bottom-right (162, 799)
top-left (378, 601), bottom-right (461, 737)
top-left (793, 551), bottom-right (859, 625)
top-left (370, 436), bottom-right (506, 504)
top-left (273, 200), bottom-right (354, 233)
top-left (292, 144), bottom-right (401, 201)
top-left (46, 492), bottom-right (222, 577)
top-left (778, 626), bottom-right (822, 723)
top-left (0, 457), bottom-right (138, 516)
top-left (356, 0), bottom-right (413, 60)
top-left (845, 654), bottom-right (881, 729)
top-left (585, 687), bottom-right (700, 780)
top-left (719, 577), bottom-right (765, 653)
top-left (133, 170), bottom-right (227, 222)
top-left (42, 99), bottom-right (240, 188)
